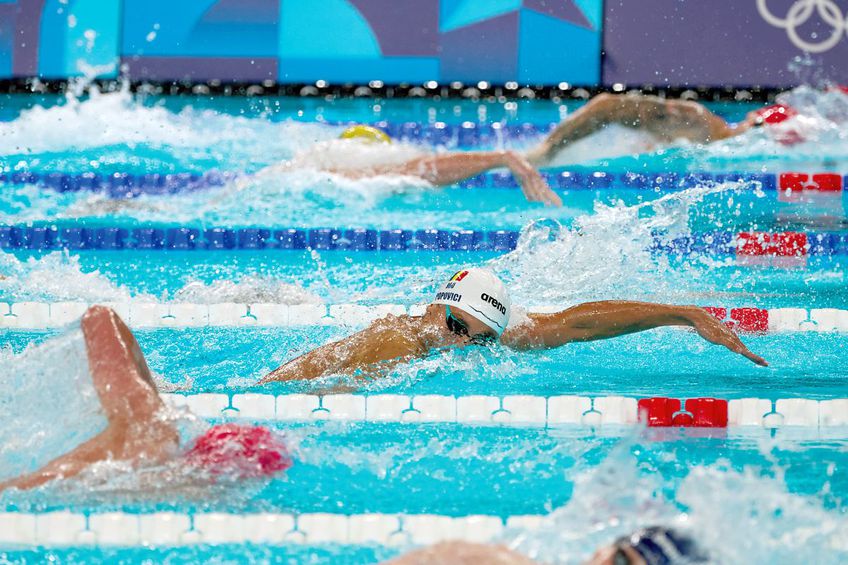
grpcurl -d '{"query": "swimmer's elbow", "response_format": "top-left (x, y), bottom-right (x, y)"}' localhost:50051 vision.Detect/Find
top-left (501, 328), bottom-right (552, 350)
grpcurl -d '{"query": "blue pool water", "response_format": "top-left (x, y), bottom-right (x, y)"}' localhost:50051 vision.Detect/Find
top-left (0, 85), bottom-right (847, 563)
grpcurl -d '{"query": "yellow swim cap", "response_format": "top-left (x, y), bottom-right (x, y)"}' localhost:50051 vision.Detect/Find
top-left (339, 125), bottom-right (391, 144)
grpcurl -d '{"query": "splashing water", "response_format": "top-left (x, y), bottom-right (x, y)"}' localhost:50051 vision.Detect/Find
top-left (0, 84), bottom-right (335, 172)
top-left (0, 251), bottom-right (140, 303)
top-left (0, 251), bottom-right (324, 305)
top-left (0, 324), bottom-right (292, 506)
top-left (491, 181), bottom-right (752, 309)
top-left (539, 86), bottom-right (848, 172)
top-left (0, 329), bottom-right (104, 481)
top-left (506, 436), bottom-right (848, 564)
top-left (172, 276), bottom-right (322, 305)
top-left (689, 86), bottom-right (848, 170)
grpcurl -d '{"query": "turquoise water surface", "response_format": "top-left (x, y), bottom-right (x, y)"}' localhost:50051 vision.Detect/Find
top-left (0, 86), bottom-right (847, 564)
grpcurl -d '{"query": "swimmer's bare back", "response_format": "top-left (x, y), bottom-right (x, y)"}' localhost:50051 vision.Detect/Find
top-left (0, 306), bottom-right (177, 493)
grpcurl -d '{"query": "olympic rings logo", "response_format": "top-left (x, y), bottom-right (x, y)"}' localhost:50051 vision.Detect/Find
top-left (757, 0), bottom-right (848, 52)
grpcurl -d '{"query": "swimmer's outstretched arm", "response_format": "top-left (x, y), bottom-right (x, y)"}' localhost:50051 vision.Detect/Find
top-left (0, 306), bottom-right (177, 493)
top-left (384, 150), bottom-right (562, 206)
top-left (526, 93), bottom-right (736, 166)
top-left (501, 300), bottom-right (767, 366)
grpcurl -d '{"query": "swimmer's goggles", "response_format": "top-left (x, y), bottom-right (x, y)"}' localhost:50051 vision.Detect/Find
top-left (612, 527), bottom-right (705, 565)
top-left (445, 306), bottom-right (495, 344)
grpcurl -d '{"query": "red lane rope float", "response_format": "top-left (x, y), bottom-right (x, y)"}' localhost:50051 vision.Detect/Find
top-left (702, 307), bottom-right (769, 333)
top-left (779, 172), bottom-right (843, 192)
top-left (638, 397), bottom-right (729, 428)
top-left (736, 232), bottom-right (809, 257)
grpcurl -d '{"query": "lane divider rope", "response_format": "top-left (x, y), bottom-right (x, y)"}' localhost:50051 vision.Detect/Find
top-left (2, 169), bottom-right (844, 197)
top-left (0, 510), bottom-right (542, 547)
top-left (162, 392), bottom-right (848, 430)
top-left (0, 302), bottom-right (846, 332)
top-left (0, 226), bottom-right (845, 255)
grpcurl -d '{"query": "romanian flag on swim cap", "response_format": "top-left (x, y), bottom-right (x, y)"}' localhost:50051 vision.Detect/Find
top-left (450, 270), bottom-right (469, 282)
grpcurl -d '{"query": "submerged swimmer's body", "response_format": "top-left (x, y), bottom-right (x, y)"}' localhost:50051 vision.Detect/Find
top-left (0, 268), bottom-right (765, 492)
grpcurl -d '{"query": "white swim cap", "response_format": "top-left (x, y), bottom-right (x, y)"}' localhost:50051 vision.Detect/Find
top-left (433, 268), bottom-right (511, 336)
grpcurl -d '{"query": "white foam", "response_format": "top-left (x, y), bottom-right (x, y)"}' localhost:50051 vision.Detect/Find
top-left (0, 329), bottom-right (105, 481)
top-left (543, 124), bottom-right (664, 168)
top-left (0, 85), bottom-right (331, 168)
top-left (490, 182), bottom-right (742, 307)
top-left (506, 438), bottom-right (848, 564)
top-left (172, 277), bottom-right (322, 305)
top-left (0, 251), bottom-right (138, 303)
top-left (693, 85), bottom-right (848, 169)
top-left (286, 138), bottom-right (426, 172)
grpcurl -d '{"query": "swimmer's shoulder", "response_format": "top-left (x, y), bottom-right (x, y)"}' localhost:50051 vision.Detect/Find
top-left (366, 312), bottom-right (418, 333)
top-left (365, 313), bottom-right (429, 347)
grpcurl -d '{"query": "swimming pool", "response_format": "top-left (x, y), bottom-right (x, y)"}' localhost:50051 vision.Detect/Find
top-left (0, 85), bottom-right (847, 563)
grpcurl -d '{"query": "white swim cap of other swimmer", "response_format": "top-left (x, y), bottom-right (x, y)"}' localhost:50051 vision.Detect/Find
top-left (433, 268), bottom-right (511, 335)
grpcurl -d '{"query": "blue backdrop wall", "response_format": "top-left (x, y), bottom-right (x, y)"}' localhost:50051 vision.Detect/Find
top-left (0, 0), bottom-right (602, 84)
top-left (0, 0), bottom-right (846, 87)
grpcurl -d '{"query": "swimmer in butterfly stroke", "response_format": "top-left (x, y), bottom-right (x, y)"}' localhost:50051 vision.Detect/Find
top-left (0, 268), bottom-right (765, 493)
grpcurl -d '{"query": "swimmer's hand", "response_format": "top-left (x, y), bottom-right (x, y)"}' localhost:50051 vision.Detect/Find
top-left (688, 308), bottom-right (769, 366)
top-left (503, 151), bottom-right (562, 207)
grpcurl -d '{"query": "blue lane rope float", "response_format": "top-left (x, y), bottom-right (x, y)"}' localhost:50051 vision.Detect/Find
top-left (0, 225), bottom-right (845, 255)
top-left (0, 170), bottom-right (235, 198)
top-left (0, 168), bottom-right (803, 197)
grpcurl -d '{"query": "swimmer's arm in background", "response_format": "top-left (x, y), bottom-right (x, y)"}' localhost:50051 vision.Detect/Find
top-left (501, 300), bottom-right (768, 366)
top-left (386, 150), bottom-right (562, 207)
top-left (526, 93), bottom-right (735, 166)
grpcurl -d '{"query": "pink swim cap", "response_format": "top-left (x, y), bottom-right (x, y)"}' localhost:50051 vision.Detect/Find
top-left (185, 423), bottom-right (292, 478)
